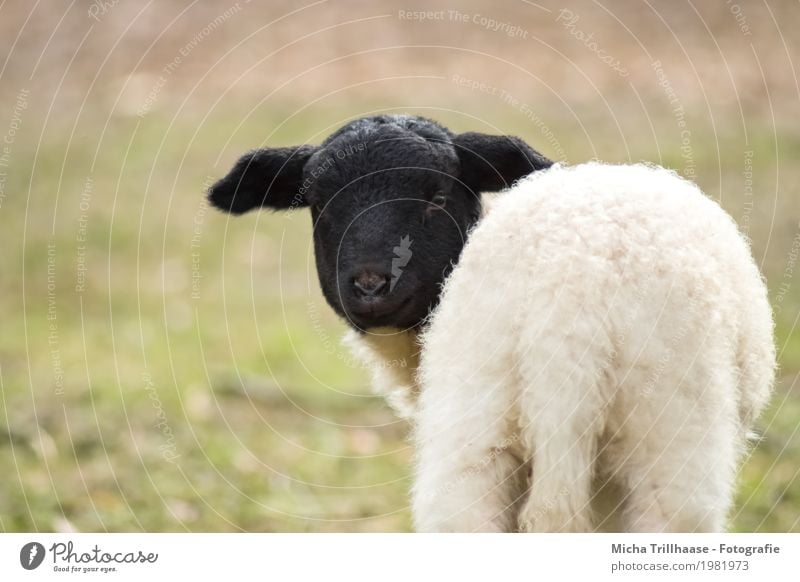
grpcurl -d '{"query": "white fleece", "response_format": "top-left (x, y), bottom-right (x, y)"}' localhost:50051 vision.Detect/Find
top-left (347, 162), bottom-right (775, 532)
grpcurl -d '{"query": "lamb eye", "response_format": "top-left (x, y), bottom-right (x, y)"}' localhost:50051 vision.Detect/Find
top-left (431, 192), bottom-right (447, 207)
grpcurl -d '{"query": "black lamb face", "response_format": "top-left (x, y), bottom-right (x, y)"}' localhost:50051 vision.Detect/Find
top-left (208, 115), bottom-right (551, 331)
top-left (303, 120), bottom-right (474, 330)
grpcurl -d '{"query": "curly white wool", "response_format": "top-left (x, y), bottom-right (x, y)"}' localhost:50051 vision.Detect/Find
top-left (347, 162), bottom-right (775, 532)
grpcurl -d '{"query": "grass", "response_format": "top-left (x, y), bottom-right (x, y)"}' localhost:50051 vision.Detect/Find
top-left (1, 107), bottom-right (798, 532)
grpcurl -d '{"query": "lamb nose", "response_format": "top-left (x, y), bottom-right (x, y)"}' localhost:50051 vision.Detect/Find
top-left (353, 271), bottom-right (389, 297)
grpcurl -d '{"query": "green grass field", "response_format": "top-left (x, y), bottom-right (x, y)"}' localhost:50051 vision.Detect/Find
top-left (1, 106), bottom-right (798, 532)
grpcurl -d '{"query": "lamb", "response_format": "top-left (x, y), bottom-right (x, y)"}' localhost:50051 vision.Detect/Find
top-left (207, 114), bottom-right (775, 532)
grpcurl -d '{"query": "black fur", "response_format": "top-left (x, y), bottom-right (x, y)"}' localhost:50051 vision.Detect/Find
top-left (208, 115), bottom-right (552, 330)
top-left (452, 132), bottom-right (552, 194)
top-left (208, 145), bottom-right (316, 213)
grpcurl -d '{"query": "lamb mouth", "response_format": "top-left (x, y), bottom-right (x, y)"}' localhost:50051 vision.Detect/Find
top-left (346, 297), bottom-right (419, 330)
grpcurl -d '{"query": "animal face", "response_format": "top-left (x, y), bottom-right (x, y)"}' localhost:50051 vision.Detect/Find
top-left (208, 115), bottom-right (551, 331)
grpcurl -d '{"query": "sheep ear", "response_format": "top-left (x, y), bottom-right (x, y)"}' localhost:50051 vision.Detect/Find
top-left (452, 133), bottom-right (552, 194)
top-left (207, 145), bottom-right (317, 214)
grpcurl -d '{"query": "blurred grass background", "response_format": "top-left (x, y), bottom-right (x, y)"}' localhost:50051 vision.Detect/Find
top-left (0, 0), bottom-right (798, 532)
